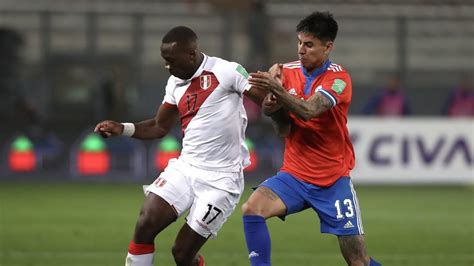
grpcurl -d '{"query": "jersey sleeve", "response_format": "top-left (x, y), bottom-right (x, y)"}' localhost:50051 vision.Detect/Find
top-left (316, 72), bottom-right (352, 107)
top-left (281, 67), bottom-right (291, 91)
top-left (161, 76), bottom-right (177, 105)
top-left (231, 63), bottom-right (252, 94)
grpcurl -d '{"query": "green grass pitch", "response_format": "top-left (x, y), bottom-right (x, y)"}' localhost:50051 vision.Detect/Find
top-left (0, 182), bottom-right (473, 266)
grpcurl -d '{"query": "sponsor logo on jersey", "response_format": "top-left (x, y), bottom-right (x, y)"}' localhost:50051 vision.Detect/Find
top-left (329, 63), bottom-right (343, 72)
top-left (200, 75), bottom-right (212, 90)
top-left (331, 79), bottom-right (346, 95)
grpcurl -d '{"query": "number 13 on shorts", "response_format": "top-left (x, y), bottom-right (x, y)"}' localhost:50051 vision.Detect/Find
top-left (335, 199), bottom-right (354, 219)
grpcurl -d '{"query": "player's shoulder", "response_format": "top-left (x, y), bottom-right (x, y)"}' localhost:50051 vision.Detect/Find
top-left (324, 62), bottom-right (351, 82)
top-left (327, 62), bottom-right (348, 74)
top-left (207, 55), bottom-right (240, 72)
top-left (166, 75), bottom-right (179, 88)
top-left (208, 55), bottom-right (249, 81)
top-left (206, 55), bottom-right (235, 69)
top-left (281, 61), bottom-right (302, 80)
top-left (282, 60), bottom-right (301, 70)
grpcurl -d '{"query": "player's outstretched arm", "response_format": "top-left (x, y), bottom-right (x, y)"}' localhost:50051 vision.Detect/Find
top-left (134, 103), bottom-right (179, 139)
top-left (94, 103), bottom-right (179, 139)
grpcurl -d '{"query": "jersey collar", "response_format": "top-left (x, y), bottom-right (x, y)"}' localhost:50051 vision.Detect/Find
top-left (301, 60), bottom-right (331, 96)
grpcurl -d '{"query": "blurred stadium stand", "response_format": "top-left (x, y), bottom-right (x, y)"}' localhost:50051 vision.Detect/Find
top-left (0, 0), bottom-right (472, 182)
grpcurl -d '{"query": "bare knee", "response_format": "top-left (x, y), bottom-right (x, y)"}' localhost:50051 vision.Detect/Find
top-left (241, 187), bottom-right (286, 218)
top-left (134, 194), bottom-right (177, 243)
top-left (136, 208), bottom-right (157, 229)
top-left (241, 201), bottom-right (264, 216)
top-left (133, 208), bottom-right (157, 243)
top-left (241, 198), bottom-right (282, 219)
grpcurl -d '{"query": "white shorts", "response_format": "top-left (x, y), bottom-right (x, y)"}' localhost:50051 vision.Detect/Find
top-left (145, 158), bottom-right (244, 238)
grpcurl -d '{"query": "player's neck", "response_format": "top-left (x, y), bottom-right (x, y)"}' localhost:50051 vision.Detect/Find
top-left (303, 59), bottom-right (330, 77)
top-left (192, 52), bottom-right (204, 74)
top-left (182, 52), bottom-right (204, 80)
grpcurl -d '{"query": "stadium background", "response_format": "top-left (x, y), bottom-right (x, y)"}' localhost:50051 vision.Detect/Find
top-left (0, 0), bottom-right (473, 265)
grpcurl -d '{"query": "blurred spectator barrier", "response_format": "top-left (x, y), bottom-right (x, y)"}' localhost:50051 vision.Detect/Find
top-left (2, 118), bottom-right (472, 184)
top-left (8, 135), bottom-right (39, 172)
top-left (70, 129), bottom-right (146, 179)
top-left (76, 133), bottom-right (110, 175)
top-left (151, 136), bottom-right (181, 172)
top-left (348, 117), bottom-right (473, 184)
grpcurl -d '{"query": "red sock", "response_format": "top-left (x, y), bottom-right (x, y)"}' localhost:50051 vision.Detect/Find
top-left (198, 255), bottom-right (205, 266)
top-left (128, 241), bottom-right (155, 255)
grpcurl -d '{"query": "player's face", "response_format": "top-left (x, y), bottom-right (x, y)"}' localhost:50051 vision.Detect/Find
top-left (160, 42), bottom-right (196, 80)
top-left (297, 32), bottom-right (333, 73)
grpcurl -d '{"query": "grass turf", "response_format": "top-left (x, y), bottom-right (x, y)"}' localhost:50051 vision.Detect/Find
top-left (0, 182), bottom-right (473, 266)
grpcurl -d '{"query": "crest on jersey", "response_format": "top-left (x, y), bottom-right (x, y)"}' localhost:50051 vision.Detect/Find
top-left (200, 75), bottom-right (212, 90)
top-left (153, 177), bottom-right (167, 187)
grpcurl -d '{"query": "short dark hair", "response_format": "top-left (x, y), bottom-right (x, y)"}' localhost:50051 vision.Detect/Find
top-left (162, 26), bottom-right (198, 44)
top-left (296, 11), bottom-right (338, 43)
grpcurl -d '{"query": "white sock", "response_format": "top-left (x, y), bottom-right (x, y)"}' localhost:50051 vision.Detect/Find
top-left (125, 252), bottom-right (154, 266)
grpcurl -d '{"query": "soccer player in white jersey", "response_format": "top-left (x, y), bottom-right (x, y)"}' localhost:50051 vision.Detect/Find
top-left (94, 26), bottom-right (264, 266)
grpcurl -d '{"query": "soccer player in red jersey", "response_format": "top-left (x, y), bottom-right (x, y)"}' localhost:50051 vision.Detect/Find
top-left (242, 12), bottom-right (380, 266)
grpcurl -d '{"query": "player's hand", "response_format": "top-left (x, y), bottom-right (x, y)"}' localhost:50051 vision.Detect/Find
top-left (249, 71), bottom-right (284, 94)
top-left (268, 63), bottom-right (283, 85)
top-left (94, 120), bottom-right (124, 138)
top-left (262, 93), bottom-right (281, 116)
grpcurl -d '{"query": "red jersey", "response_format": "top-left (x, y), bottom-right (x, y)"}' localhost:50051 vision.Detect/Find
top-left (279, 60), bottom-right (355, 187)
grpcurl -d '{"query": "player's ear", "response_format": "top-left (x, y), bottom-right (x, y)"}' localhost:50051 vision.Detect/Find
top-left (324, 41), bottom-right (334, 55)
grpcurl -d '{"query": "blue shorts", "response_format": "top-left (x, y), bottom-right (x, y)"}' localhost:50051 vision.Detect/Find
top-left (258, 172), bottom-right (364, 236)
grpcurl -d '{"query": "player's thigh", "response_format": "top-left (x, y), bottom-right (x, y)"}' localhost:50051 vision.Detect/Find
top-left (244, 172), bottom-right (307, 219)
top-left (145, 158), bottom-right (194, 218)
top-left (137, 193), bottom-right (178, 234)
top-left (309, 177), bottom-right (364, 236)
top-left (243, 186), bottom-right (287, 218)
top-left (187, 171), bottom-right (244, 239)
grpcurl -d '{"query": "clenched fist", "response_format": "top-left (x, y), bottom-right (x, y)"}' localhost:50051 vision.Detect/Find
top-left (94, 120), bottom-right (124, 138)
top-left (262, 93), bottom-right (282, 116)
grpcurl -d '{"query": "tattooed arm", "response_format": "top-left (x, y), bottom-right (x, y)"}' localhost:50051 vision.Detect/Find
top-left (272, 86), bottom-right (333, 121)
top-left (249, 71), bottom-right (332, 121)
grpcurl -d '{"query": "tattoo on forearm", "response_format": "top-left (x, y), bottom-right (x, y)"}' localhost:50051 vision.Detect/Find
top-left (256, 187), bottom-right (279, 201)
top-left (274, 89), bottom-right (332, 120)
top-left (314, 93), bottom-right (332, 113)
top-left (317, 94), bottom-right (331, 108)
